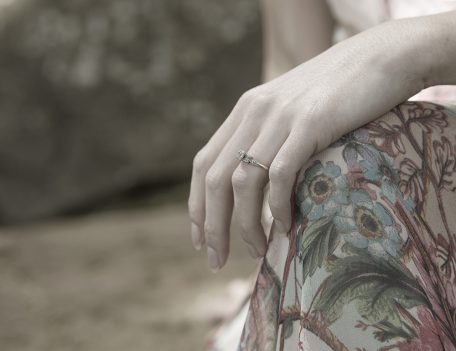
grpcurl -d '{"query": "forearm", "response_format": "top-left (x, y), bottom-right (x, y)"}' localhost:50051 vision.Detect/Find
top-left (262, 11), bottom-right (456, 146)
top-left (307, 9), bottom-right (456, 127)
top-left (416, 10), bottom-right (456, 87)
top-left (378, 11), bottom-right (456, 96)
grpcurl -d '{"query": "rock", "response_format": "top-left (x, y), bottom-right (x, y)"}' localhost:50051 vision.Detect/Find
top-left (0, 0), bottom-right (262, 223)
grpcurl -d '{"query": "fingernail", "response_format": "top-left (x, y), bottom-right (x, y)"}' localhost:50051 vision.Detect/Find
top-left (191, 223), bottom-right (203, 250)
top-left (207, 247), bottom-right (220, 272)
top-left (276, 220), bottom-right (288, 234)
top-left (247, 245), bottom-right (260, 259)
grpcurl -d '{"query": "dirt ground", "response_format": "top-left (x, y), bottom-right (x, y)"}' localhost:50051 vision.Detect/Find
top-left (0, 186), bottom-right (256, 351)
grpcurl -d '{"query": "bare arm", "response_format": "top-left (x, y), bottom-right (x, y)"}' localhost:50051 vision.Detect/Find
top-left (189, 10), bottom-right (456, 271)
top-left (261, 0), bottom-right (334, 81)
top-left (406, 11), bottom-right (456, 88)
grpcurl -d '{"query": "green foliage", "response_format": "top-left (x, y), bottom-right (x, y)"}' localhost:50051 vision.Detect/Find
top-left (298, 215), bottom-right (340, 281)
top-left (314, 254), bottom-right (428, 330)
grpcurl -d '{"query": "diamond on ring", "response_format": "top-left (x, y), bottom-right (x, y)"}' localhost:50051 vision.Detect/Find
top-left (237, 150), bottom-right (253, 163)
top-left (236, 150), bottom-right (269, 171)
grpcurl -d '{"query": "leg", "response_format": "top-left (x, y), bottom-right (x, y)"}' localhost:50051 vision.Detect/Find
top-left (211, 101), bottom-right (456, 351)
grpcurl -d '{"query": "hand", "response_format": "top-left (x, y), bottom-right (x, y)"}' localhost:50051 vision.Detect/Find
top-left (188, 17), bottom-right (439, 272)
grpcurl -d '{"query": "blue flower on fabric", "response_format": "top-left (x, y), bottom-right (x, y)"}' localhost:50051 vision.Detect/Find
top-left (332, 128), bottom-right (370, 166)
top-left (360, 149), bottom-right (400, 203)
top-left (297, 161), bottom-right (350, 221)
top-left (334, 190), bottom-right (403, 258)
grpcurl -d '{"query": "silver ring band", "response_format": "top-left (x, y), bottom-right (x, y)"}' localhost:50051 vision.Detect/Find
top-left (237, 150), bottom-right (269, 171)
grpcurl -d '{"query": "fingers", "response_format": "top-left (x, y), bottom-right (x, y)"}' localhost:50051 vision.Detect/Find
top-left (204, 116), bottom-right (262, 271)
top-left (268, 127), bottom-right (317, 233)
top-left (188, 104), bottom-right (244, 250)
top-left (232, 165), bottom-right (268, 258)
top-left (204, 166), bottom-right (233, 272)
top-left (189, 85), bottom-right (323, 272)
top-left (189, 151), bottom-right (211, 250)
top-left (232, 120), bottom-right (289, 258)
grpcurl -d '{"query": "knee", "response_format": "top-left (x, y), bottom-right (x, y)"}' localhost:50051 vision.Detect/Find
top-left (294, 100), bottom-right (456, 255)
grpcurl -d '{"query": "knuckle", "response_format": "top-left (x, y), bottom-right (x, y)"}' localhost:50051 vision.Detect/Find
top-left (204, 222), bottom-right (215, 237)
top-left (249, 93), bottom-right (269, 114)
top-left (204, 223), bottom-right (219, 245)
top-left (238, 88), bottom-right (269, 116)
top-left (239, 88), bottom-right (258, 105)
top-left (278, 99), bottom-right (296, 115)
top-left (231, 168), bottom-right (251, 191)
top-left (268, 199), bottom-right (285, 218)
top-left (187, 199), bottom-right (203, 224)
top-left (269, 161), bottom-right (290, 183)
top-left (205, 168), bottom-right (225, 192)
top-left (192, 150), bottom-right (208, 175)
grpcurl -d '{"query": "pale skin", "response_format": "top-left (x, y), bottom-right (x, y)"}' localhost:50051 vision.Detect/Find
top-left (188, 0), bottom-right (456, 272)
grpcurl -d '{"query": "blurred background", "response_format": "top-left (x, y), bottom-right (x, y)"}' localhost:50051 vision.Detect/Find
top-left (0, 0), bottom-right (262, 349)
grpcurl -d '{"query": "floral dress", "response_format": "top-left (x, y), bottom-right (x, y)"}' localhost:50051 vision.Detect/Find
top-left (208, 101), bottom-right (456, 350)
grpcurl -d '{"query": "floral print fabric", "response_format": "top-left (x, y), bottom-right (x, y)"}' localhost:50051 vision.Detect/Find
top-left (208, 101), bottom-right (456, 351)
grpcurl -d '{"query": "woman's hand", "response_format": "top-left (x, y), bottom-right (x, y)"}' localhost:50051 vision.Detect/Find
top-left (188, 13), bottom-right (455, 272)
